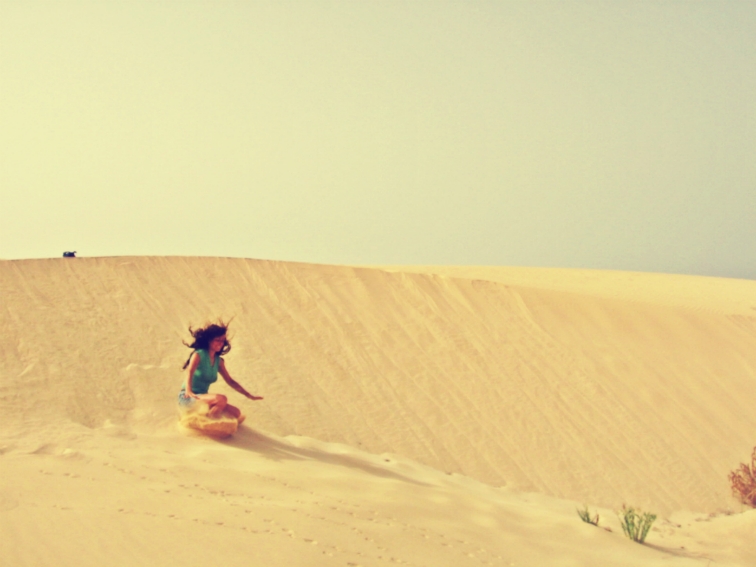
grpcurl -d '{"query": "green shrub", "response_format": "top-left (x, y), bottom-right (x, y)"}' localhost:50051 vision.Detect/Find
top-left (617, 505), bottom-right (656, 543)
top-left (576, 504), bottom-right (599, 525)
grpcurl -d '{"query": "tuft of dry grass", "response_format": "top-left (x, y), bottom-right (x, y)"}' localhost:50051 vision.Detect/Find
top-left (576, 504), bottom-right (599, 526)
top-left (729, 446), bottom-right (756, 507)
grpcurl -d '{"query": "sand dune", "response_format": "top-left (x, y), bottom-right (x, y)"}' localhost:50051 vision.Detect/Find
top-left (1, 256), bottom-right (755, 565)
top-left (378, 265), bottom-right (756, 315)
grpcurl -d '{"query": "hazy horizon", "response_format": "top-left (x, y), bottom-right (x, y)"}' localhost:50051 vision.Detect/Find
top-left (2, 1), bottom-right (754, 279)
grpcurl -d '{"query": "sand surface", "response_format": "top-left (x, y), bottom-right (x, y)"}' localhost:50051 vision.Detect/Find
top-left (1, 256), bottom-right (755, 566)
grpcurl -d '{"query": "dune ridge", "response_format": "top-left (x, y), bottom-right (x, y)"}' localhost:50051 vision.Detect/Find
top-left (2, 256), bottom-right (756, 565)
top-left (376, 265), bottom-right (756, 315)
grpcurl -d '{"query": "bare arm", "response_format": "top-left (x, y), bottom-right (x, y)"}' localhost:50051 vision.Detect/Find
top-left (219, 359), bottom-right (263, 401)
top-left (185, 352), bottom-right (201, 399)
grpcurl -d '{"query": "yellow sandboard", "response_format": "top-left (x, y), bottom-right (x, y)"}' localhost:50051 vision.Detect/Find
top-left (179, 402), bottom-right (239, 438)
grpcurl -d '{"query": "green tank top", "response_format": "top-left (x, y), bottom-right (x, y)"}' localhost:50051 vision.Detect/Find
top-left (187, 349), bottom-right (220, 394)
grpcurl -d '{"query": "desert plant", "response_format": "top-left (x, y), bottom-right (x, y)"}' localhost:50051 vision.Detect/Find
top-left (577, 504), bottom-right (599, 525)
top-left (729, 446), bottom-right (756, 507)
top-left (617, 505), bottom-right (656, 543)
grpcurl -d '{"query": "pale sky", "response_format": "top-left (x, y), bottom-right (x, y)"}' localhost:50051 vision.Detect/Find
top-left (1, 1), bottom-right (754, 278)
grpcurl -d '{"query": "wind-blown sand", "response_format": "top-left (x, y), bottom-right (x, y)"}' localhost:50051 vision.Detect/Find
top-left (1, 256), bottom-right (755, 566)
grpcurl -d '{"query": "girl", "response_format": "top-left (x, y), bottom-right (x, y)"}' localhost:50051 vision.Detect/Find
top-left (179, 321), bottom-right (263, 421)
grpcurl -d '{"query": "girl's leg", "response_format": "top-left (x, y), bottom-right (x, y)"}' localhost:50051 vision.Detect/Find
top-left (197, 394), bottom-right (227, 418)
top-left (224, 403), bottom-right (244, 423)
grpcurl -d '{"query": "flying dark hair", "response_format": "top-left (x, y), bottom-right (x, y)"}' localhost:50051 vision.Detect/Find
top-left (182, 320), bottom-right (232, 369)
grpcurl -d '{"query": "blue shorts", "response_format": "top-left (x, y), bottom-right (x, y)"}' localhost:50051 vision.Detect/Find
top-left (178, 389), bottom-right (196, 408)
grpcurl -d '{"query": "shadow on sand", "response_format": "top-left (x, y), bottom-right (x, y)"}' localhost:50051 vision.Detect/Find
top-left (643, 543), bottom-right (713, 562)
top-left (217, 425), bottom-right (432, 488)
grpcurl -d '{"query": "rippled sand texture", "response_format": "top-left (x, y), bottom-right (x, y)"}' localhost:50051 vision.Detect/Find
top-left (2, 257), bottom-right (755, 566)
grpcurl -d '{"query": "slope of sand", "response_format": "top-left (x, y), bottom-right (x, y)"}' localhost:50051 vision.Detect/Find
top-left (1, 257), bottom-right (755, 566)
